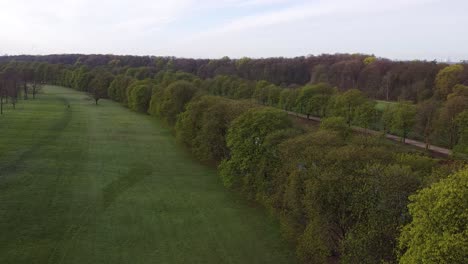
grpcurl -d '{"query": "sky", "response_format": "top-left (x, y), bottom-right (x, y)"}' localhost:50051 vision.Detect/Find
top-left (0, 0), bottom-right (467, 61)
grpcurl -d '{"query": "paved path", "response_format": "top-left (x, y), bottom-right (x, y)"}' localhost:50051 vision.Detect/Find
top-left (286, 111), bottom-right (453, 157)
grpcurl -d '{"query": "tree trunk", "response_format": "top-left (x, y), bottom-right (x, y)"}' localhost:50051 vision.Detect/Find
top-left (23, 83), bottom-right (28, 100)
top-left (33, 85), bottom-right (36, 99)
top-left (95, 98), bottom-right (98, 105)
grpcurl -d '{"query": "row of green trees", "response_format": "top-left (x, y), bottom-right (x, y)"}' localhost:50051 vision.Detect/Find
top-left (3, 53), bottom-right (468, 103)
top-left (200, 74), bottom-right (468, 154)
top-left (8, 59), bottom-right (465, 154)
top-left (63, 69), bottom-right (465, 263)
top-left (5, 60), bottom-right (467, 263)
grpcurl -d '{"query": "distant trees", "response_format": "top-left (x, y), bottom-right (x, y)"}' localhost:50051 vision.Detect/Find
top-left (176, 96), bottom-right (254, 163)
top-left (108, 75), bottom-right (135, 103)
top-left (454, 110), bottom-right (468, 154)
top-left (415, 100), bottom-right (439, 150)
top-left (3, 56), bottom-right (467, 154)
top-left (391, 102), bottom-right (417, 143)
top-left (330, 89), bottom-right (367, 126)
top-left (89, 71), bottom-right (114, 105)
top-left (435, 64), bottom-right (464, 99)
top-left (296, 83), bottom-right (335, 117)
top-left (150, 80), bottom-right (197, 125)
top-left (435, 86), bottom-right (468, 148)
top-left (127, 80), bottom-right (154, 112)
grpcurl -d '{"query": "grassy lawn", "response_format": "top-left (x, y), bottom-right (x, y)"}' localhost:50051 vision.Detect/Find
top-left (375, 100), bottom-right (400, 111)
top-left (0, 86), bottom-right (295, 264)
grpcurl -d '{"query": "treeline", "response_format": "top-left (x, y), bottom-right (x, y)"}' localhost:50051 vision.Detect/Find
top-left (80, 69), bottom-right (465, 263)
top-left (1, 59), bottom-right (467, 263)
top-left (1, 60), bottom-right (466, 152)
top-left (2, 53), bottom-right (468, 102)
top-left (39, 60), bottom-right (466, 154)
top-left (0, 62), bottom-right (45, 114)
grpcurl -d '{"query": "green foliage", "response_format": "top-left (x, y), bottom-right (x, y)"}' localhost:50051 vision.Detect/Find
top-left (278, 89), bottom-right (299, 111)
top-left (127, 80), bottom-right (154, 112)
top-left (219, 108), bottom-right (292, 191)
top-left (89, 70), bottom-right (114, 104)
top-left (296, 83), bottom-right (335, 117)
top-left (353, 100), bottom-right (377, 129)
top-left (296, 220), bottom-right (329, 264)
top-left (253, 80), bottom-right (270, 104)
top-left (363, 56), bottom-right (377, 65)
top-left (153, 80), bottom-right (197, 125)
top-left (435, 90), bottom-right (468, 148)
top-left (415, 100), bottom-right (439, 148)
top-left (330, 89), bottom-right (367, 125)
top-left (108, 74), bottom-right (135, 104)
top-left (391, 102), bottom-right (416, 141)
top-left (454, 110), bottom-right (468, 154)
top-left (176, 96), bottom-right (254, 163)
top-left (320, 116), bottom-right (351, 139)
top-left (435, 64), bottom-right (464, 99)
top-left (399, 168), bottom-right (468, 264)
top-left (72, 66), bottom-right (92, 91)
top-left (266, 85), bottom-right (282, 107)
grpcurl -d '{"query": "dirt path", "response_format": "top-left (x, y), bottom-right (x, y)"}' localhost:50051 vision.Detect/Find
top-left (286, 111), bottom-right (453, 157)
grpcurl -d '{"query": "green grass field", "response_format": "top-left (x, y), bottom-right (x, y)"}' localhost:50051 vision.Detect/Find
top-left (0, 86), bottom-right (295, 264)
top-left (375, 100), bottom-right (399, 111)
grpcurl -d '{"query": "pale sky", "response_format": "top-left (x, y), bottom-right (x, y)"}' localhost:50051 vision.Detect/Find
top-left (0, 0), bottom-right (467, 61)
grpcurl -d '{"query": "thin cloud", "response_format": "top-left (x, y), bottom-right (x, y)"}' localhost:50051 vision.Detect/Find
top-left (197, 0), bottom-right (438, 36)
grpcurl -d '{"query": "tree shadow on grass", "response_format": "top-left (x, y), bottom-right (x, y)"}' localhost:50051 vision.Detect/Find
top-left (0, 96), bottom-right (72, 177)
top-left (102, 163), bottom-right (152, 210)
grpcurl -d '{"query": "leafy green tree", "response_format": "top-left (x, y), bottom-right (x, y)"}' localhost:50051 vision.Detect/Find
top-left (176, 96), bottom-right (254, 163)
top-left (363, 56), bottom-right (377, 65)
top-left (108, 75), bottom-right (135, 104)
top-left (266, 85), bottom-right (282, 107)
top-left (381, 104), bottom-right (395, 134)
top-left (415, 100), bottom-right (439, 150)
top-left (296, 83), bottom-right (335, 118)
top-left (353, 101), bottom-right (377, 131)
top-left (89, 71), bottom-right (114, 105)
top-left (253, 80), bottom-right (270, 104)
top-left (128, 80), bottom-right (154, 112)
top-left (218, 108), bottom-right (291, 191)
top-left (399, 168), bottom-right (468, 264)
top-left (435, 64), bottom-right (464, 99)
top-left (391, 102), bottom-right (416, 143)
top-left (454, 110), bottom-right (468, 154)
top-left (156, 80), bottom-right (197, 125)
top-left (278, 89), bottom-right (298, 111)
top-left (435, 90), bottom-right (468, 148)
top-left (233, 82), bottom-right (254, 99)
top-left (330, 89), bottom-right (367, 126)
top-left (175, 96), bottom-right (219, 149)
top-left (320, 116), bottom-right (351, 139)
top-left (72, 66), bottom-right (92, 91)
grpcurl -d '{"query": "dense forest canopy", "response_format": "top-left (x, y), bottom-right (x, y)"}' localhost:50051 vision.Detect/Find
top-left (1, 53), bottom-right (467, 102)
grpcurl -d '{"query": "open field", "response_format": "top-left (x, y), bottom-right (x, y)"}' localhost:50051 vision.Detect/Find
top-left (375, 100), bottom-right (400, 111)
top-left (0, 86), bottom-right (295, 264)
